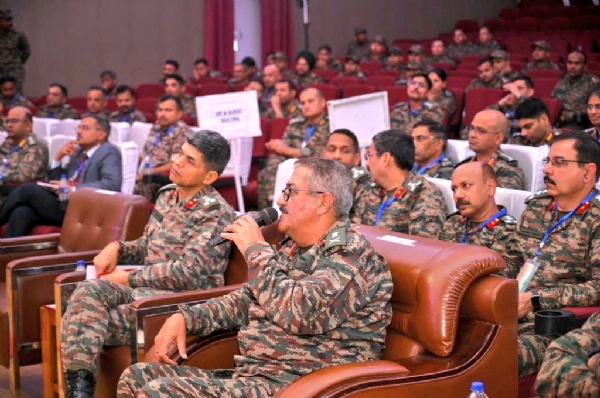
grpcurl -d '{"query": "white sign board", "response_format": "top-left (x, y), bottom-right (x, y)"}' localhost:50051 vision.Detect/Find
top-left (195, 91), bottom-right (261, 139)
top-left (327, 92), bottom-right (390, 147)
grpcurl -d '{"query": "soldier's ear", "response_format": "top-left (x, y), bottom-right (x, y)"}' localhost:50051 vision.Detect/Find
top-left (203, 170), bottom-right (219, 186)
top-left (584, 163), bottom-right (596, 184)
top-left (316, 192), bottom-right (334, 216)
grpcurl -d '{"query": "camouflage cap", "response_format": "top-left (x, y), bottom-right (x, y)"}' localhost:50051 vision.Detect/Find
top-left (0, 10), bottom-right (11, 19)
top-left (346, 54), bottom-right (360, 64)
top-left (406, 60), bottom-right (425, 71)
top-left (354, 27), bottom-right (367, 35)
top-left (274, 51), bottom-right (288, 62)
top-left (389, 46), bottom-right (403, 56)
top-left (372, 35), bottom-right (387, 45)
top-left (490, 49), bottom-right (509, 60)
top-left (532, 40), bottom-right (551, 51)
top-left (408, 44), bottom-right (425, 55)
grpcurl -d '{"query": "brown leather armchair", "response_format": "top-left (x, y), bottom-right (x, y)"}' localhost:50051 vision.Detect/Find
top-left (144, 225), bottom-right (518, 398)
top-left (1, 188), bottom-right (148, 397)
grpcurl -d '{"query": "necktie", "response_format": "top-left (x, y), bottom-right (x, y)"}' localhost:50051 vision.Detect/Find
top-left (72, 153), bottom-right (88, 186)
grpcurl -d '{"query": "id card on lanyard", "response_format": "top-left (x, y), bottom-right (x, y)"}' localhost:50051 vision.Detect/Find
top-left (302, 125), bottom-right (316, 148)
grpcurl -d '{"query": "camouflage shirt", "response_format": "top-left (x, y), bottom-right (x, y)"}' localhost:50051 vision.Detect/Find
top-left (466, 75), bottom-right (505, 91)
top-left (180, 93), bottom-right (197, 118)
top-left (81, 109), bottom-right (111, 120)
top-left (456, 150), bottom-right (526, 190)
top-left (338, 70), bottom-right (366, 80)
top-left (0, 133), bottom-right (48, 183)
top-left (350, 166), bottom-right (371, 217)
top-left (0, 28), bottom-right (30, 73)
top-left (511, 128), bottom-right (561, 147)
top-left (425, 55), bottom-right (456, 68)
top-left (178, 217), bottom-right (393, 385)
top-left (264, 100), bottom-right (302, 120)
top-left (473, 41), bottom-right (501, 57)
top-left (502, 189), bottom-right (600, 318)
top-left (446, 42), bottom-right (476, 61)
top-left (414, 155), bottom-right (455, 180)
top-left (37, 104), bottom-right (80, 120)
top-left (351, 172), bottom-right (447, 238)
top-left (429, 89), bottom-right (456, 120)
top-left (439, 205), bottom-right (517, 255)
top-left (109, 109), bottom-right (148, 124)
top-left (499, 69), bottom-right (520, 84)
top-left (390, 100), bottom-right (444, 133)
top-left (521, 60), bottom-right (560, 76)
top-left (535, 311), bottom-right (600, 397)
top-left (1, 93), bottom-right (33, 108)
top-left (120, 184), bottom-right (236, 298)
top-left (346, 41), bottom-right (371, 59)
top-left (143, 120), bottom-right (190, 167)
top-left (292, 72), bottom-right (322, 87)
top-left (552, 73), bottom-right (599, 125)
top-left (325, 59), bottom-right (343, 72)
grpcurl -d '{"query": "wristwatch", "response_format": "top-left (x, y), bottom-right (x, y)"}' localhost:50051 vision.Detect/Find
top-left (531, 291), bottom-right (541, 312)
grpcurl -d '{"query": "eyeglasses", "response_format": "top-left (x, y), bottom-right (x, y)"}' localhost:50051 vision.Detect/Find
top-left (542, 157), bottom-right (588, 167)
top-left (408, 80), bottom-right (427, 89)
top-left (5, 119), bottom-right (23, 125)
top-left (281, 185), bottom-right (325, 202)
top-left (363, 151), bottom-right (381, 161)
top-left (468, 125), bottom-right (498, 136)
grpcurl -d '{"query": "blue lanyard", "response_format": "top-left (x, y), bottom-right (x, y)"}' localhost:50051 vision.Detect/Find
top-left (70, 154), bottom-right (89, 182)
top-left (303, 125), bottom-right (316, 146)
top-left (534, 189), bottom-right (597, 257)
top-left (461, 207), bottom-right (507, 244)
top-left (2, 138), bottom-right (26, 167)
top-left (412, 154), bottom-right (446, 175)
top-left (8, 93), bottom-right (17, 107)
top-left (119, 112), bottom-right (132, 123)
top-left (407, 101), bottom-right (425, 116)
top-left (147, 125), bottom-right (175, 157)
top-left (374, 186), bottom-right (405, 225)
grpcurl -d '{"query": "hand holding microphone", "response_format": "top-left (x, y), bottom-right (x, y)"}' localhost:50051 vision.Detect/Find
top-left (210, 208), bottom-right (279, 255)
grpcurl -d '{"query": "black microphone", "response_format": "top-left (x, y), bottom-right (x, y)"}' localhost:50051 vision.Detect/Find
top-left (209, 207), bottom-right (279, 247)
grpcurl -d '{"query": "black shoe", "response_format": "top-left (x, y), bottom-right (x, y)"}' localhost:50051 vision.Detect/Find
top-left (65, 369), bottom-right (96, 398)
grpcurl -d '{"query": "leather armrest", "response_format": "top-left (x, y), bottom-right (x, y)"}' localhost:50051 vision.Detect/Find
top-left (7, 250), bottom-right (100, 271)
top-left (131, 284), bottom-right (243, 310)
top-left (55, 270), bottom-right (87, 285)
top-left (0, 233), bottom-right (60, 254)
top-left (275, 361), bottom-right (410, 398)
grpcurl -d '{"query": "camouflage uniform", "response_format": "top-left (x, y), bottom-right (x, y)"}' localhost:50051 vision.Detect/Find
top-left (264, 100), bottom-right (302, 120)
top-left (446, 42), bottom-right (475, 61)
top-left (501, 189), bottom-right (600, 378)
top-left (1, 93), bottom-right (33, 108)
top-left (473, 41), bottom-right (501, 57)
top-left (499, 69), bottom-right (520, 84)
top-left (325, 59), bottom-right (343, 72)
top-left (258, 101), bottom-right (270, 118)
top-left (456, 150), bottom-right (526, 190)
top-left (429, 89), bottom-right (456, 121)
top-left (521, 60), bottom-right (560, 76)
top-left (584, 127), bottom-right (600, 142)
top-left (390, 100), bottom-right (444, 133)
top-left (439, 205), bottom-right (516, 255)
top-left (292, 72), bottom-right (322, 87)
top-left (81, 109), bottom-right (111, 120)
top-left (0, 24), bottom-right (30, 92)
top-left (535, 311), bottom-right (600, 397)
top-left (109, 109), bottom-right (148, 124)
top-left (414, 155), bottom-right (455, 180)
top-left (511, 128), bottom-right (561, 147)
top-left (350, 166), bottom-right (371, 218)
top-left (117, 217), bottom-right (393, 398)
top-left (351, 172), bottom-right (447, 238)
top-left (180, 93), bottom-right (196, 118)
top-left (425, 55), bottom-right (456, 68)
top-left (0, 133), bottom-right (48, 184)
top-left (552, 73), bottom-right (599, 128)
top-left (466, 75), bottom-right (505, 91)
top-left (257, 116), bottom-right (330, 209)
top-left (346, 41), bottom-right (370, 59)
top-left (338, 70), bottom-right (366, 80)
top-left (134, 120), bottom-right (191, 203)
top-left (36, 104), bottom-right (80, 120)
top-left (61, 184), bottom-right (236, 374)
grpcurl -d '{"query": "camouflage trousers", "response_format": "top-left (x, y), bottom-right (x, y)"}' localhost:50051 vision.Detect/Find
top-left (117, 362), bottom-right (282, 398)
top-left (518, 321), bottom-right (554, 378)
top-left (256, 154), bottom-right (285, 209)
top-left (61, 279), bottom-right (135, 374)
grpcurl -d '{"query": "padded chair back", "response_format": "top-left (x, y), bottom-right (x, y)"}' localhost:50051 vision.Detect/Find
top-left (427, 177), bottom-right (456, 213)
top-left (52, 119), bottom-right (79, 138)
top-left (129, 122), bottom-right (152, 154)
top-left (501, 143), bottom-right (546, 192)
top-left (58, 188), bottom-right (150, 253)
top-left (108, 122), bottom-right (131, 144)
top-left (47, 134), bottom-right (75, 167)
top-left (32, 117), bottom-right (59, 139)
top-left (446, 139), bottom-right (474, 164)
top-left (495, 187), bottom-right (531, 220)
top-left (118, 142), bottom-right (140, 194)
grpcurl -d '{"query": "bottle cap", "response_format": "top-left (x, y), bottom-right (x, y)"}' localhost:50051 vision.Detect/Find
top-left (61, 174), bottom-right (67, 179)
top-left (471, 381), bottom-right (484, 392)
top-left (77, 260), bottom-right (85, 266)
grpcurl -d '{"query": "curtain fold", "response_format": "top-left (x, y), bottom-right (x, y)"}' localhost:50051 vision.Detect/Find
top-left (204, 0), bottom-right (235, 71)
top-left (261, 0), bottom-right (296, 67)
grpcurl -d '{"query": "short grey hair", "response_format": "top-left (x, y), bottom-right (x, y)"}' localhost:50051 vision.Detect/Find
top-left (82, 114), bottom-right (111, 139)
top-left (187, 130), bottom-right (231, 175)
top-left (294, 158), bottom-right (353, 218)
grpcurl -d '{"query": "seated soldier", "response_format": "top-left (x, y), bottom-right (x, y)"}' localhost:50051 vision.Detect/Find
top-left (466, 57), bottom-right (504, 91)
top-left (456, 109), bottom-right (526, 190)
top-left (407, 44), bottom-right (431, 73)
top-left (109, 85), bottom-right (147, 124)
top-left (273, 52), bottom-right (296, 82)
top-left (36, 83), bottom-right (80, 120)
top-left (346, 27), bottom-right (370, 59)
top-left (426, 40), bottom-right (456, 68)
top-left (522, 41), bottom-right (560, 76)
top-left (161, 59), bottom-right (179, 80)
top-left (515, 98), bottom-right (561, 147)
top-left (489, 75), bottom-right (535, 138)
top-left (446, 29), bottom-right (475, 62)
top-left (491, 50), bottom-right (519, 84)
top-left (257, 87), bottom-right (329, 209)
top-left (439, 162), bottom-right (516, 254)
top-left (100, 70), bottom-right (117, 98)
top-left (351, 129), bottom-right (447, 238)
top-left (292, 50), bottom-right (322, 86)
top-left (338, 55), bottom-right (366, 80)
top-left (473, 26), bottom-right (501, 57)
top-left (163, 74), bottom-right (196, 119)
top-left (411, 119), bottom-right (454, 179)
top-left (363, 35), bottom-right (389, 65)
top-left (134, 95), bottom-right (191, 203)
top-left (62, 130), bottom-right (237, 398)
top-left (81, 86), bottom-right (110, 119)
top-left (427, 68), bottom-right (456, 122)
top-left (535, 311), bottom-right (600, 397)
top-left (117, 157), bottom-right (393, 398)
top-left (500, 131), bottom-right (600, 380)
top-left (0, 115), bottom-right (122, 237)
top-left (316, 44), bottom-right (342, 71)
top-left (390, 72), bottom-right (444, 133)
top-left (244, 80), bottom-right (269, 118)
top-left (228, 63), bottom-right (250, 87)
top-left (386, 46), bottom-right (404, 72)
top-left (586, 88), bottom-right (600, 140)
top-left (187, 57), bottom-right (221, 87)
top-left (0, 75), bottom-right (33, 108)
top-left (264, 80), bottom-right (301, 120)
top-left (261, 64), bottom-right (281, 103)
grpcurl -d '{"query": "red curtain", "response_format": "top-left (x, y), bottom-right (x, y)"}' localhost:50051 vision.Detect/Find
top-left (204, 0), bottom-right (235, 71)
top-left (261, 0), bottom-right (296, 67)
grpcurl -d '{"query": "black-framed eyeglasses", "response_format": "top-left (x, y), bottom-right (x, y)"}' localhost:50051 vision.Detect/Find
top-left (542, 157), bottom-right (588, 167)
top-left (281, 185), bottom-right (325, 202)
top-left (364, 151), bottom-right (381, 161)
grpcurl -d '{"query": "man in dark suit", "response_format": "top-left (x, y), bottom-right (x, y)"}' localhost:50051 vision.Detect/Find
top-left (0, 115), bottom-right (122, 237)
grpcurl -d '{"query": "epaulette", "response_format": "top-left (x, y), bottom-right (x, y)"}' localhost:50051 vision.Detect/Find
top-left (289, 117), bottom-right (305, 124)
top-left (64, 104), bottom-right (74, 110)
top-left (27, 135), bottom-right (36, 145)
top-left (201, 196), bottom-right (221, 210)
top-left (525, 189), bottom-right (550, 204)
top-left (440, 157), bottom-right (454, 167)
top-left (591, 192), bottom-right (600, 209)
top-left (351, 166), bottom-right (369, 182)
top-left (496, 151), bottom-right (515, 163)
top-left (318, 116), bottom-right (328, 126)
top-left (584, 127), bottom-right (596, 134)
top-left (324, 227), bottom-right (347, 250)
top-left (446, 210), bottom-right (461, 220)
top-left (423, 101), bottom-right (434, 109)
top-left (500, 213), bottom-right (517, 225)
top-left (405, 178), bottom-right (422, 192)
top-left (158, 183), bottom-right (177, 193)
top-left (176, 119), bottom-right (188, 128)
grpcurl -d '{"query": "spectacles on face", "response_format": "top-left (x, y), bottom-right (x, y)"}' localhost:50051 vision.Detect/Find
top-left (468, 125), bottom-right (497, 136)
top-left (5, 118), bottom-right (23, 125)
top-left (364, 150), bottom-right (380, 161)
top-left (542, 157), bottom-right (588, 167)
top-left (281, 185), bottom-right (325, 202)
top-left (408, 80), bottom-right (426, 89)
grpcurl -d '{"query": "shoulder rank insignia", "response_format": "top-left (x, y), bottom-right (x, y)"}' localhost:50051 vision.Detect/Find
top-left (501, 214), bottom-right (517, 225)
top-left (27, 135), bottom-right (36, 145)
top-left (525, 189), bottom-right (549, 204)
top-left (351, 167), bottom-right (369, 181)
top-left (289, 117), bottom-right (305, 124)
top-left (201, 197), bottom-right (220, 210)
top-left (324, 228), bottom-right (347, 250)
top-left (158, 183), bottom-right (177, 193)
top-left (406, 179), bottom-right (422, 192)
top-left (590, 192), bottom-right (600, 209)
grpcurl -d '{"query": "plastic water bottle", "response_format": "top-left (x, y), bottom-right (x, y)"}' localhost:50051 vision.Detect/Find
top-left (138, 155), bottom-right (152, 174)
top-left (58, 174), bottom-right (70, 211)
top-left (467, 381), bottom-right (489, 398)
top-left (76, 260), bottom-right (86, 272)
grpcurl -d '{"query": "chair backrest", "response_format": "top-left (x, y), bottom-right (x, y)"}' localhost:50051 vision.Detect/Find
top-left (0, 132), bottom-right (6, 147)
top-left (118, 142), bottom-right (140, 194)
top-left (129, 122), bottom-right (152, 154)
top-left (427, 177), bottom-right (456, 213)
top-left (270, 118), bottom-right (291, 141)
top-left (58, 188), bottom-right (149, 253)
top-left (304, 83), bottom-right (341, 101)
top-left (52, 119), bottom-right (79, 138)
top-left (220, 137), bottom-right (254, 185)
top-left (382, 86), bottom-right (408, 108)
top-left (342, 84), bottom-right (377, 99)
top-left (32, 117), bottom-right (59, 139)
top-left (541, 97), bottom-right (563, 125)
top-left (462, 88), bottom-right (505, 126)
top-left (199, 83), bottom-right (230, 96)
top-left (136, 83), bottom-right (164, 99)
top-left (108, 122), bottom-right (131, 144)
top-left (531, 77), bottom-right (560, 98)
top-left (495, 187), bottom-right (531, 220)
top-left (446, 139), bottom-right (474, 164)
top-left (330, 76), bottom-right (363, 86)
top-left (47, 134), bottom-right (74, 167)
top-left (501, 143), bottom-right (547, 192)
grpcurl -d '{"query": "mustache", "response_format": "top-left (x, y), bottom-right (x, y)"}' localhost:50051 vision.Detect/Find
top-left (280, 206), bottom-right (288, 214)
top-left (455, 199), bottom-right (470, 207)
top-left (544, 176), bottom-right (556, 185)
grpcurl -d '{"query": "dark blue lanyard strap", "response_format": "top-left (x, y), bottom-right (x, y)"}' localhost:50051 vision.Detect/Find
top-left (374, 187), bottom-right (404, 225)
top-left (8, 93), bottom-right (17, 107)
top-left (70, 155), bottom-right (89, 182)
top-left (303, 125), bottom-right (316, 146)
top-left (413, 154), bottom-right (446, 175)
top-left (461, 208), bottom-right (507, 244)
top-left (147, 125), bottom-right (176, 157)
top-left (408, 101), bottom-right (425, 116)
top-left (119, 113), bottom-right (132, 123)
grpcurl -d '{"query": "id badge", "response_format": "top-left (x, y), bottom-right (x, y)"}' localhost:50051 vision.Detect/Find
top-left (516, 258), bottom-right (541, 293)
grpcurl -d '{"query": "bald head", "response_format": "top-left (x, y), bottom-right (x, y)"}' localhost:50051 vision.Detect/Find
top-left (469, 109), bottom-right (508, 156)
top-left (262, 64), bottom-right (281, 88)
top-left (6, 106), bottom-right (33, 139)
top-left (478, 109), bottom-right (508, 136)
